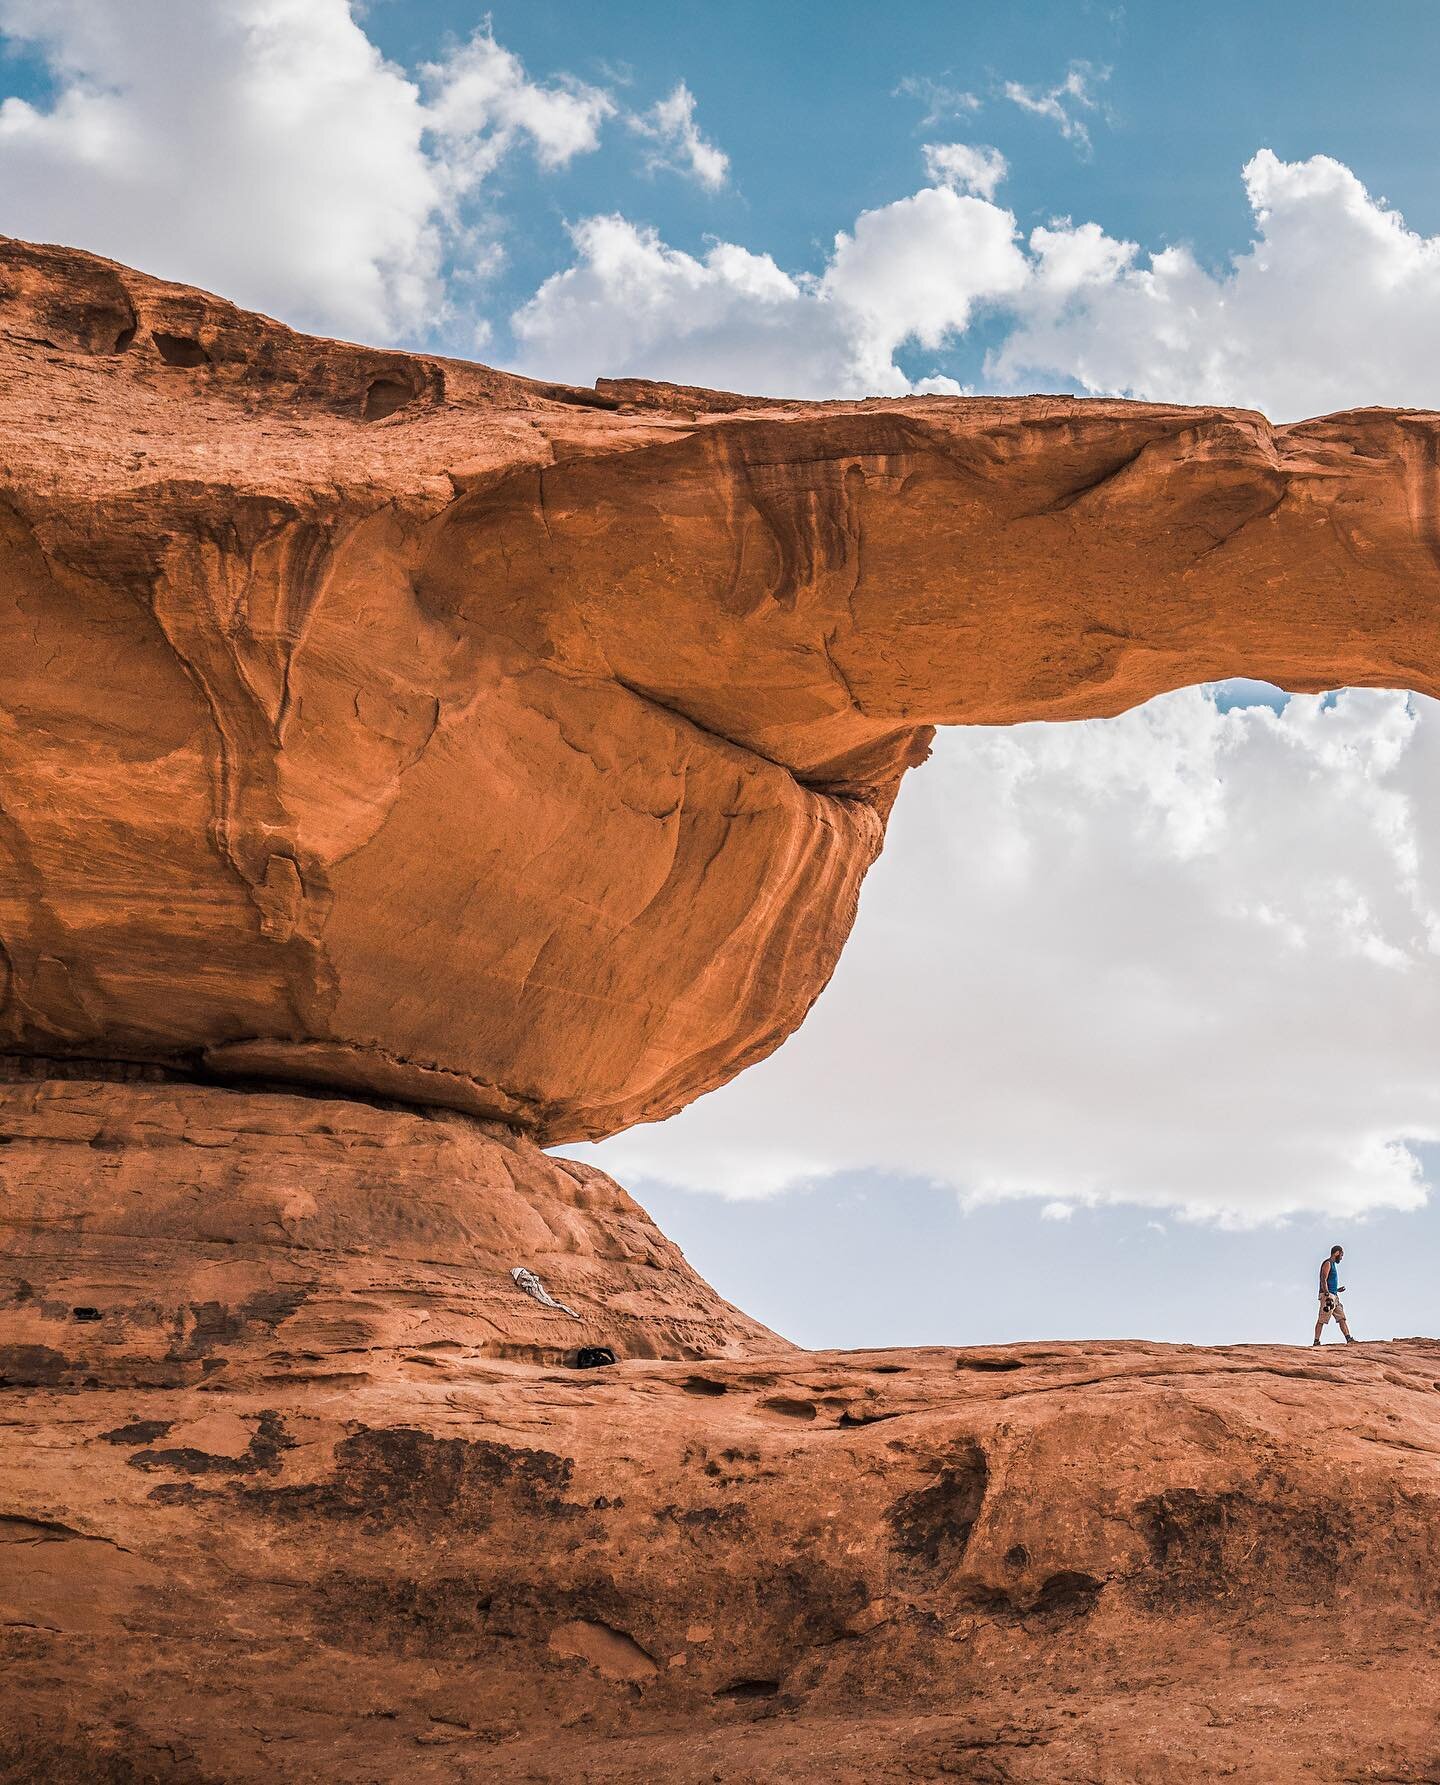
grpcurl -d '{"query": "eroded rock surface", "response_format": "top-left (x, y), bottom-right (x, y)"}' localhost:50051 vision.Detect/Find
top-left (8, 237), bottom-right (1440, 1139)
top-left (3, 1323), bottom-right (1439, 1781)
top-left (0, 1072), bottom-right (775, 1378)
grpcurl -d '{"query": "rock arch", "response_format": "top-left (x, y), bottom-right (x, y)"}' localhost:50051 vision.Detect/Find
top-left (3, 236), bottom-right (1438, 1146)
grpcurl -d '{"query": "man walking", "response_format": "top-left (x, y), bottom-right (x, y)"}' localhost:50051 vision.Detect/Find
top-left (1313, 1245), bottom-right (1357, 1345)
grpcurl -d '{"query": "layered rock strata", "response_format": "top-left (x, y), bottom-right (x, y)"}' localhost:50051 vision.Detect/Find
top-left (6, 237), bottom-right (1440, 1140)
top-left (0, 1071), bottom-right (775, 1377)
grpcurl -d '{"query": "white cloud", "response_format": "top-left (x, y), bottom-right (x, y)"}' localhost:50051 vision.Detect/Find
top-left (0, 4), bottom-right (613, 341)
top-left (825, 187), bottom-right (1028, 371)
top-left (0, 0), bottom-right (441, 337)
top-left (515, 143), bottom-right (1440, 418)
top-left (893, 75), bottom-right (982, 126)
top-left (630, 80), bottom-right (728, 190)
top-left (923, 141), bottom-right (1008, 200)
top-left (569, 687), bottom-right (1440, 1226)
top-left (511, 184), bottom-right (1028, 396)
top-left (992, 149), bottom-right (1440, 418)
top-left (424, 26), bottom-right (614, 191)
top-left (1001, 60), bottom-right (1109, 154)
top-left (510, 215), bottom-right (851, 395)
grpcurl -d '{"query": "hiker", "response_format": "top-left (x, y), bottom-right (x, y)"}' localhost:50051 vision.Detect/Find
top-left (1312, 1245), bottom-right (1357, 1346)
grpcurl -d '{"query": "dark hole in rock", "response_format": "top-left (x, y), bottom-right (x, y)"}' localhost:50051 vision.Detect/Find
top-left (1004, 1544), bottom-right (1031, 1570)
top-left (887, 1439), bottom-right (989, 1571)
top-left (715, 1679), bottom-right (780, 1700)
top-left (71, 1306), bottom-right (102, 1322)
top-left (153, 332), bottom-right (211, 368)
top-left (363, 376), bottom-right (412, 421)
top-left (112, 324), bottom-right (136, 352)
top-left (574, 1346), bottom-right (616, 1369)
top-left (870, 1363), bottom-right (907, 1374)
top-left (681, 1376), bottom-right (728, 1396)
top-left (956, 1356), bottom-right (1025, 1372)
top-left (759, 1396), bottom-right (817, 1420)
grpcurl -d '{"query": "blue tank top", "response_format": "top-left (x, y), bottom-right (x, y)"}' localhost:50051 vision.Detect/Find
top-left (1326, 1261), bottom-right (1339, 1294)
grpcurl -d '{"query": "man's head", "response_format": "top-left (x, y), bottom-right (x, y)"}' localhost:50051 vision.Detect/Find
top-left (1331, 1245), bottom-right (1344, 1261)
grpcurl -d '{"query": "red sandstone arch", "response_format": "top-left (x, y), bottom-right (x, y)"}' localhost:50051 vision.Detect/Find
top-left (3, 235), bottom-right (1438, 1141)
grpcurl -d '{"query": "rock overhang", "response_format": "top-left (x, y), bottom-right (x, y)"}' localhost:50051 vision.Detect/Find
top-left (3, 233), bottom-right (1440, 1142)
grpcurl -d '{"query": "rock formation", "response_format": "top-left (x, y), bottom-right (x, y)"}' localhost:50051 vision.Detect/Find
top-left (6, 238), bottom-right (1440, 1780)
top-left (0, 1070), bottom-right (777, 1380)
top-left (6, 1326), bottom-right (1440, 1781)
top-left (6, 235), bottom-right (1440, 1141)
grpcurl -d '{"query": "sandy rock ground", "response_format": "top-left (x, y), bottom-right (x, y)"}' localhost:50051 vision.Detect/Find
top-left (8, 1083), bottom-right (1438, 1781)
top-left (6, 1107), bottom-right (1440, 1785)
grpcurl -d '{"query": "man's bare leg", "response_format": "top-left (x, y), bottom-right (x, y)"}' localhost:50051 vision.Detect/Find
top-left (1312, 1311), bottom-right (1325, 1346)
top-left (1337, 1310), bottom-right (1357, 1343)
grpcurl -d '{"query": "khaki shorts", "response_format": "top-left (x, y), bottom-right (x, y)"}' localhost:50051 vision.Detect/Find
top-left (1318, 1294), bottom-right (1345, 1325)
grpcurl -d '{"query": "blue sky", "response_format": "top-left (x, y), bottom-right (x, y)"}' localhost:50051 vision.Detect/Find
top-left (358, 0), bottom-right (1440, 379)
top-left (642, 1160), bottom-right (1440, 1351)
top-left (8, 2), bottom-right (1440, 412)
top-left (5, 2), bottom-right (1440, 1344)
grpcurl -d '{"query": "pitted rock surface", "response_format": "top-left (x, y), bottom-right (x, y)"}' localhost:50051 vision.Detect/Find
top-left (3, 1327), bottom-right (1440, 1781)
top-left (7, 237), bottom-right (1440, 1138)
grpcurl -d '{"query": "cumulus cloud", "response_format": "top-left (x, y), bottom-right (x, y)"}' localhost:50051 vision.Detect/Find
top-left (511, 216), bottom-right (846, 394)
top-left (629, 81), bottom-right (728, 190)
top-left (0, 4), bottom-right (613, 340)
top-left (993, 150), bottom-right (1440, 418)
top-left (514, 144), bottom-right (1440, 418)
top-left (1001, 60), bottom-right (1109, 153)
top-left (923, 141), bottom-right (1008, 200)
top-left (511, 184), bottom-right (1028, 396)
top-left (424, 26), bottom-right (614, 191)
top-left (0, 0), bottom-right (442, 337)
top-left (570, 687), bottom-right (1440, 1226)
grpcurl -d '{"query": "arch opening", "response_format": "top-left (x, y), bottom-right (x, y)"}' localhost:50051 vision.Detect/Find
top-left (568, 677), bottom-right (1440, 1347)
